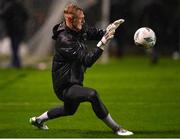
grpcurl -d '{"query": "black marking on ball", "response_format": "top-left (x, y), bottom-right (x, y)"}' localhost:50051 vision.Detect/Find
top-left (135, 31), bottom-right (139, 40)
top-left (145, 27), bottom-right (151, 32)
top-left (144, 37), bottom-right (153, 42)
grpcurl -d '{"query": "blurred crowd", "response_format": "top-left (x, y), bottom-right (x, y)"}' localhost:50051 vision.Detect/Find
top-left (0, 0), bottom-right (179, 68)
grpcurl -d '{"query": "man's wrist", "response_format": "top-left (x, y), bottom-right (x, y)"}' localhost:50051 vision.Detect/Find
top-left (97, 41), bottom-right (104, 50)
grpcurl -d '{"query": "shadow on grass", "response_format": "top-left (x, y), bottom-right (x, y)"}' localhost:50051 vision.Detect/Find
top-left (0, 129), bottom-right (115, 138)
top-left (133, 130), bottom-right (180, 137)
top-left (1, 129), bottom-right (180, 138)
top-left (47, 129), bottom-right (114, 138)
top-left (64, 129), bottom-right (180, 137)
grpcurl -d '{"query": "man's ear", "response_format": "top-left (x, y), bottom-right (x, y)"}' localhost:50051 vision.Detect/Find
top-left (68, 18), bottom-right (74, 25)
top-left (64, 14), bottom-right (73, 23)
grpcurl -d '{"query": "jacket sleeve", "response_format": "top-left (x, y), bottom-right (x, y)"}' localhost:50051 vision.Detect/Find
top-left (57, 35), bottom-right (103, 67)
top-left (86, 26), bottom-right (105, 41)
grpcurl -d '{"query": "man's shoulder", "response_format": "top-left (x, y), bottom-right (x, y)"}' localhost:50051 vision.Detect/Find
top-left (58, 30), bottom-right (74, 44)
top-left (52, 23), bottom-right (73, 41)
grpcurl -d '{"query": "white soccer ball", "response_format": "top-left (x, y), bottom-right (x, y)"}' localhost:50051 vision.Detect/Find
top-left (134, 27), bottom-right (156, 48)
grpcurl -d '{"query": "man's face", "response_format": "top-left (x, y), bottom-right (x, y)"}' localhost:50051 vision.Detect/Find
top-left (72, 10), bottom-right (85, 31)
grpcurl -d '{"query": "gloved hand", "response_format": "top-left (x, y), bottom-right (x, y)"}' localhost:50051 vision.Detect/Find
top-left (97, 19), bottom-right (125, 50)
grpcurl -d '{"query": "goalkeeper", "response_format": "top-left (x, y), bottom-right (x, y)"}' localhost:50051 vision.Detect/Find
top-left (30, 3), bottom-right (133, 136)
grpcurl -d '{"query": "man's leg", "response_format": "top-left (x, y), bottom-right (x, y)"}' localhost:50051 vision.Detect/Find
top-left (30, 84), bottom-right (133, 135)
top-left (65, 85), bottom-right (133, 135)
top-left (30, 96), bottom-right (80, 129)
top-left (65, 85), bottom-right (108, 119)
top-left (47, 101), bottom-right (80, 119)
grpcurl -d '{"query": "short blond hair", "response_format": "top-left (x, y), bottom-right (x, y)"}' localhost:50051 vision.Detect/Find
top-left (64, 3), bottom-right (83, 19)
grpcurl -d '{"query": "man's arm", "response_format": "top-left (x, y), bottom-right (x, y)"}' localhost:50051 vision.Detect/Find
top-left (86, 26), bottom-right (105, 41)
top-left (57, 36), bottom-right (103, 67)
top-left (85, 19), bottom-right (124, 41)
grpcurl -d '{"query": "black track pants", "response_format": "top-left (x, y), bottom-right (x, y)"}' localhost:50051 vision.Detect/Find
top-left (47, 84), bottom-right (108, 119)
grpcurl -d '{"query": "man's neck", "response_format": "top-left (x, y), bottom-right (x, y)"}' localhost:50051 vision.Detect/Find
top-left (65, 21), bottom-right (79, 32)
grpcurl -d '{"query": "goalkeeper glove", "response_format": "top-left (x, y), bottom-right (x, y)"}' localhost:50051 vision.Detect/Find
top-left (97, 19), bottom-right (125, 50)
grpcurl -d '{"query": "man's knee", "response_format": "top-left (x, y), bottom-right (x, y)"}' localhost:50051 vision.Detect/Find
top-left (64, 101), bottom-right (79, 116)
top-left (88, 89), bottom-right (99, 100)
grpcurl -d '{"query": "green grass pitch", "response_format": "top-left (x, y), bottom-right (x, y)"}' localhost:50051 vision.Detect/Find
top-left (0, 57), bottom-right (180, 138)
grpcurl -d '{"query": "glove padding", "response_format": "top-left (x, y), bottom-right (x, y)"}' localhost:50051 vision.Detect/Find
top-left (97, 19), bottom-right (125, 50)
top-left (106, 19), bottom-right (125, 32)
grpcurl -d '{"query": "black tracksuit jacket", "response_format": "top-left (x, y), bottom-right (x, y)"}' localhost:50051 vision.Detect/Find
top-left (52, 23), bottom-right (105, 99)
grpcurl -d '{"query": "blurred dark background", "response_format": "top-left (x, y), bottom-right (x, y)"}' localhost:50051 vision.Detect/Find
top-left (0, 0), bottom-right (179, 68)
